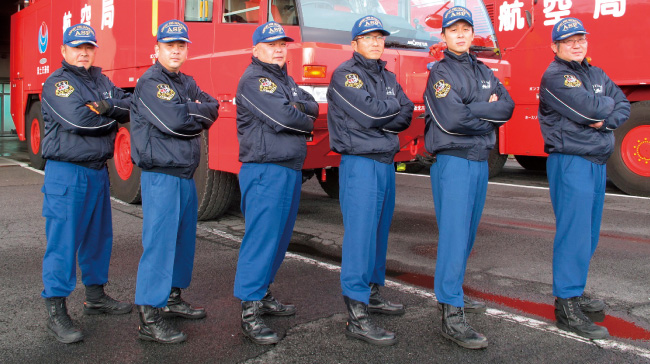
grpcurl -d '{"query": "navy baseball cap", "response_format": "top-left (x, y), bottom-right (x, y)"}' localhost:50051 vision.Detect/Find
top-left (157, 20), bottom-right (192, 43)
top-left (351, 16), bottom-right (390, 40)
top-left (253, 22), bottom-right (294, 46)
top-left (63, 24), bottom-right (98, 47)
top-left (442, 6), bottom-right (474, 28)
top-left (552, 17), bottom-right (588, 42)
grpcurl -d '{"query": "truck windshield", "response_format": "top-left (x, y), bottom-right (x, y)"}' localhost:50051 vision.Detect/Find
top-left (298, 0), bottom-right (498, 57)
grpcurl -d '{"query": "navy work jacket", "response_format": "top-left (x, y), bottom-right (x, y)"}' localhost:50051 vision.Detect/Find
top-left (327, 52), bottom-right (413, 164)
top-left (423, 50), bottom-right (514, 161)
top-left (41, 61), bottom-right (132, 169)
top-left (538, 56), bottom-right (630, 164)
top-left (130, 62), bottom-right (219, 179)
top-left (236, 57), bottom-right (317, 171)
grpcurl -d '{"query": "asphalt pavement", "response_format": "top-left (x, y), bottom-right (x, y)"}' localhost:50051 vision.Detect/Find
top-left (1, 136), bottom-right (649, 363)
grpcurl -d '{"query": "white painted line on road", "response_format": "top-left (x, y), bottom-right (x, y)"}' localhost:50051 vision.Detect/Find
top-left (198, 224), bottom-right (650, 359)
top-left (397, 172), bottom-right (650, 200)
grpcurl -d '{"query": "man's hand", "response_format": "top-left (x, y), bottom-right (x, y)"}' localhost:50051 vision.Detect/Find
top-left (488, 94), bottom-right (499, 103)
top-left (589, 121), bottom-right (604, 129)
top-left (290, 102), bottom-right (306, 113)
top-left (85, 100), bottom-right (111, 115)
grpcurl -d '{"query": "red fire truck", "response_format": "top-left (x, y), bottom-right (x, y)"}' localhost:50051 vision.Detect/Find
top-left (482, 0), bottom-right (650, 196)
top-left (10, 0), bottom-right (509, 219)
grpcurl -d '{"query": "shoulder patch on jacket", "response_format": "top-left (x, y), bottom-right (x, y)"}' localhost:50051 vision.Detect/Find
top-left (344, 73), bottom-right (363, 88)
top-left (55, 81), bottom-right (75, 97)
top-left (156, 84), bottom-right (176, 100)
top-left (259, 78), bottom-right (277, 93)
top-left (563, 75), bottom-right (582, 88)
top-left (434, 79), bottom-right (451, 98)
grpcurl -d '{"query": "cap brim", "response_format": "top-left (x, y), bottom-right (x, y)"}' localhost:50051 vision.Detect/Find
top-left (65, 40), bottom-right (99, 48)
top-left (355, 28), bottom-right (391, 39)
top-left (442, 18), bottom-right (474, 28)
top-left (258, 35), bottom-right (294, 44)
top-left (158, 37), bottom-right (192, 44)
top-left (554, 30), bottom-right (588, 41)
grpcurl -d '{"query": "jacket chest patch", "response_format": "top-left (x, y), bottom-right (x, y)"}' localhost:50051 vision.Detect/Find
top-left (564, 75), bottom-right (582, 88)
top-left (386, 87), bottom-right (396, 96)
top-left (592, 84), bottom-right (603, 93)
top-left (344, 73), bottom-right (363, 88)
top-left (55, 81), bottom-right (75, 97)
top-left (481, 80), bottom-right (491, 89)
top-left (259, 78), bottom-right (277, 93)
top-left (434, 79), bottom-right (451, 98)
top-left (156, 84), bottom-right (176, 100)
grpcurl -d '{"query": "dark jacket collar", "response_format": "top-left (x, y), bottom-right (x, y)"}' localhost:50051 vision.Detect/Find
top-left (443, 49), bottom-right (477, 65)
top-left (251, 56), bottom-right (287, 78)
top-left (554, 55), bottom-right (590, 72)
top-left (62, 60), bottom-right (102, 81)
top-left (153, 61), bottom-right (184, 82)
top-left (352, 52), bottom-right (386, 73)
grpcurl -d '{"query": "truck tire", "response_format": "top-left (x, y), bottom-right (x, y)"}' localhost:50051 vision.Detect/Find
top-left (488, 132), bottom-right (507, 178)
top-left (607, 101), bottom-right (650, 197)
top-left (316, 167), bottom-right (339, 199)
top-left (194, 131), bottom-right (238, 220)
top-left (25, 101), bottom-right (46, 170)
top-left (514, 155), bottom-right (547, 171)
top-left (107, 124), bottom-right (142, 203)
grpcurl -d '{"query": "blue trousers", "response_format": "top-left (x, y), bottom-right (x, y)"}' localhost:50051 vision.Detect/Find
top-left (339, 155), bottom-right (395, 304)
top-left (135, 171), bottom-right (198, 307)
top-left (547, 154), bottom-right (606, 298)
top-left (234, 163), bottom-right (302, 301)
top-left (431, 155), bottom-right (488, 307)
top-left (41, 160), bottom-right (113, 298)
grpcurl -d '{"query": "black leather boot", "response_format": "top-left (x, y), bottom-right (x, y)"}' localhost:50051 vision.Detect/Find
top-left (555, 297), bottom-right (609, 339)
top-left (241, 301), bottom-right (280, 345)
top-left (441, 303), bottom-right (488, 349)
top-left (368, 283), bottom-right (405, 315)
top-left (160, 287), bottom-right (207, 319)
top-left (45, 297), bottom-right (83, 344)
top-left (344, 296), bottom-right (397, 346)
top-left (84, 284), bottom-right (133, 315)
top-left (437, 296), bottom-right (487, 314)
top-left (576, 294), bottom-right (606, 313)
top-left (259, 288), bottom-right (296, 316)
top-left (137, 305), bottom-right (187, 344)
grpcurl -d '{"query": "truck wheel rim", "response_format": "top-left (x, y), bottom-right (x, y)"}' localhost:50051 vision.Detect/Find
top-left (114, 128), bottom-right (133, 180)
top-left (30, 118), bottom-right (40, 154)
top-left (621, 125), bottom-right (650, 177)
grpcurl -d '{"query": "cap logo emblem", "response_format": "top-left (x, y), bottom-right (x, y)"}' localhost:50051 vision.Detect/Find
top-left (359, 16), bottom-right (382, 28)
top-left (564, 75), bottom-right (582, 88)
top-left (263, 23), bottom-right (283, 35)
top-left (55, 80), bottom-right (75, 97)
top-left (445, 7), bottom-right (470, 19)
top-left (434, 79), bottom-right (451, 98)
top-left (344, 73), bottom-right (363, 88)
top-left (259, 78), bottom-right (278, 93)
top-left (156, 84), bottom-right (176, 100)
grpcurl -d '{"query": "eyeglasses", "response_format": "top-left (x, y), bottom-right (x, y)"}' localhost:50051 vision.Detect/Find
top-left (355, 35), bottom-right (386, 42)
top-left (558, 38), bottom-right (587, 46)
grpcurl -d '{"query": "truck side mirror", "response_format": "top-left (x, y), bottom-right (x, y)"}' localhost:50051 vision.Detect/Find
top-left (424, 14), bottom-right (443, 29)
top-left (525, 10), bottom-right (532, 28)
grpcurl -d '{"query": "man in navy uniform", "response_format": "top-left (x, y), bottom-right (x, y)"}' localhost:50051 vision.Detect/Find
top-left (40, 24), bottom-right (133, 344)
top-left (423, 7), bottom-right (514, 349)
top-left (234, 21), bottom-right (318, 345)
top-left (538, 17), bottom-right (630, 340)
top-left (131, 19), bottom-right (219, 344)
top-left (327, 16), bottom-right (413, 346)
